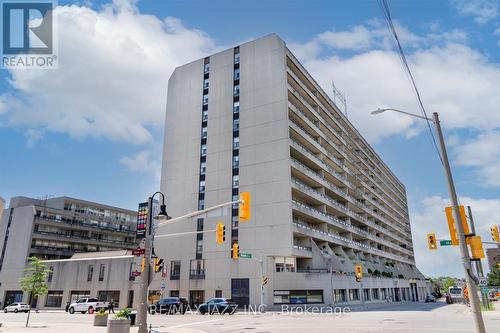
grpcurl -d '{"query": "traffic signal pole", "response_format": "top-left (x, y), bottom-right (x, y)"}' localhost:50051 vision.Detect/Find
top-left (467, 206), bottom-right (490, 309)
top-left (433, 112), bottom-right (486, 333)
top-left (137, 198), bottom-right (153, 333)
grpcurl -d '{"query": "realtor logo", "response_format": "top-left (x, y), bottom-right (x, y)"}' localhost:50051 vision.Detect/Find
top-left (1, 0), bottom-right (57, 68)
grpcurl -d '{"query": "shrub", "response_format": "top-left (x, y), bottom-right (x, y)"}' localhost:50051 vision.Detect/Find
top-left (114, 308), bottom-right (131, 320)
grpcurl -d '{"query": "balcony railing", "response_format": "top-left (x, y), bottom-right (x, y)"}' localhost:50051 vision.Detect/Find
top-left (189, 269), bottom-right (206, 279)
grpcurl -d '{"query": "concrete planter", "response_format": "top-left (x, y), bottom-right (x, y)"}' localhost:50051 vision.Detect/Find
top-left (93, 314), bottom-right (108, 326)
top-left (107, 318), bottom-right (130, 333)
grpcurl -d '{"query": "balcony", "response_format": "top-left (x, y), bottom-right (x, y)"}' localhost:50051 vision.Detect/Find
top-left (189, 269), bottom-right (206, 280)
top-left (292, 244), bottom-right (313, 258)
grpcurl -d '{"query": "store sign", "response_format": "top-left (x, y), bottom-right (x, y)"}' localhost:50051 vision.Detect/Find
top-left (136, 202), bottom-right (148, 239)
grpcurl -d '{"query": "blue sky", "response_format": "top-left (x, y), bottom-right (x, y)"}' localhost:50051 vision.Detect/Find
top-left (1, 0), bottom-right (500, 277)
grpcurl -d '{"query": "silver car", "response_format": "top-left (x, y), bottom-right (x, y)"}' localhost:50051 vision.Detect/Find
top-left (4, 302), bottom-right (30, 313)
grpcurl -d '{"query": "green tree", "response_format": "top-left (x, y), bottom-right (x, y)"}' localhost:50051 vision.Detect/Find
top-left (442, 277), bottom-right (456, 293)
top-left (19, 257), bottom-right (52, 327)
top-left (488, 265), bottom-right (500, 287)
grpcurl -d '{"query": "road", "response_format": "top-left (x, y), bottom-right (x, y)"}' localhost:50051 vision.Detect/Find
top-left (1, 301), bottom-right (499, 333)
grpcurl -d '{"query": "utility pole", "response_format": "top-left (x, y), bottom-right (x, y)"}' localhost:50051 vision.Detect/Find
top-left (137, 197), bottom-right (153, 333)
top-left (258, 256), bottom-right (264, 309)
top-left (433, 112), bottom-right (486, 333)
top-left (467, 206), bottom-right (489, 309)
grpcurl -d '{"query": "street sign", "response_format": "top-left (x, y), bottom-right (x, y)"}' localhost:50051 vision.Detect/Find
top-left (131, 271), bottom-right (141, 277)
top-left (240, 252), bottom-right (252, 259)
top-left (161, 282), bottom-right (167, 290)
top-left (440, 240), bottom-right (453, 246)
top-left (481, 286), bottom-right (489, 293)
top-left (136, 202), bottom-right (148, 239)
top-left (132, 248), bottom-right (146, 256)
top-left (478, 277), bottom-right (488, 286)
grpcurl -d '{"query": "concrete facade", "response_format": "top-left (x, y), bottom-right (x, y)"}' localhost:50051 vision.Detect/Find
top-left (157, 34), bottom-right (429, 309)
top-left (0, 196), bottom-right (137, 308)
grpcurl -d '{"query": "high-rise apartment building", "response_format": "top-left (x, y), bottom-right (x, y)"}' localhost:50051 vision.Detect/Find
top-left (157, 34), bottom-right (428, 308)
top-left (0, 196), bottom-right (137, 306)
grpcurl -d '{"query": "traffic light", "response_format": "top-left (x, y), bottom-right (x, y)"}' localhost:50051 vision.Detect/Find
top-left (232, 242), bottom-right (239, 259)
top-left (239, 192), bottom-right (251, 221)
top-left (355, 264), bottom-right (362, 282)
top-left (427, 233), bottom-right (438, 250)
top-left (491, 225), bottom-right (500, 243)
top-left (469, 236), bottom-right (485, 259)
top-left (216, 222), bottom-right (226, 245)
top-left (154, 258), bottom-right (163, 273)
top-left (445, 206), bottom-right (470, 246)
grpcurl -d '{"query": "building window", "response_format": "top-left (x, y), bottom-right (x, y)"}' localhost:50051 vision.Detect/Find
top-left (234, 52), bottom-right (240, 64)
top-left (201, 144), bottom-right (207, 156)
top-left (87, 265), bottom-right (93, 282)
top-left (203, 95), bottom-right (208, 105)
top-left (349, 289), bottom-right (360, 301)
top-left (202, 110), bottom-right (208, 122)
top-left (198, 200), bottom-right (204, 210)
top-left (47, 266), bottom-right (54, 282)
top-left (196, 239), bottom-right (203, 253)
top-left (233, 137), bottom-right (239, 150)
top-left (215, 290), bottom-right (222, 298)
top-left (98, 264), bottom-right (105, 281)
top-left (363, 289), bottom-right (370, 301)
top-left (233, 101), bottom-right (240, 114)
top-left (200, 162), bottom-right (207, 175)
top-left (170, 261), bottom-right (181, 280)
top-left (233, 85), bottom-right (240, 96)
top-left (232, 175), bottom-right (239, 188)
top-left (274, 257), bottom-right (295, 272)
top-left (232, 155), bottom-right (239, 169)
top-left (334, 289), bottom-right (347, 303)
top-left (203, 78), bottom-right (209, 89)
top-left (45, 291), bottom-right (63, 307)
top-left (170, 290), bottom-right (180, 297)
top-left (204, 62), bottom-right (210, 73)
top-left (233, 119), bottom-right (239, 132)
top-left (199, 180), bottom-right (206, 193)
top-left (189, 259), bottom-right (205, 279)
top-left (273, 290), bottom-right (323, 304)
top-left (129, 263), bottom-right (135, 281)
top-left (98, 290), bottom-right (120, 305)
top-left (372, 289), bottom-right (379, 300)
top-left (201, 127), bottom-right (207, 139)
top-left (234, 68), bottom-right (240, 80)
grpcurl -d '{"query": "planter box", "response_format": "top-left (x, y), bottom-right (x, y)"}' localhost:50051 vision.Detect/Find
top-left (94, 314), bottom-right (108, 326)
top-left (107, 319), bottom-right (130, 333)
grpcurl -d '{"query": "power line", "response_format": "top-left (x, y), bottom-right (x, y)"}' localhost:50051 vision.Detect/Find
top-left (377, 0), bottom-right (443, 165)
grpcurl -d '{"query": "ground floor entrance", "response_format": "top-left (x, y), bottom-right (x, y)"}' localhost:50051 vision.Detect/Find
top-left (231, 278), bottom-right (249, 307)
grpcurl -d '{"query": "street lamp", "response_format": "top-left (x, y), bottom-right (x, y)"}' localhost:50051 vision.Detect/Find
top-left (137, 191), bottom-right (169, 333)
top-left (371, 108), bottom-right (486, 333)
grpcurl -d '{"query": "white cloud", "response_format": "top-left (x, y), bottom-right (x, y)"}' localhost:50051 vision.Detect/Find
top-left (451, 0), bottom-right (499, 24)
top-left (454, 131), bottom-right (500, 187)
top-left (0, 0), bottom-right (218, 144)
top-left (289, 23), bottom-right (500, 191)
top-left (120, 149), bottom-right (161, 181)
top-left (411, 195), bottom-right (500, 277)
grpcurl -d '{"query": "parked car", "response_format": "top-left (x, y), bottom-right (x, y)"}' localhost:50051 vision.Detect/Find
top-left (425, 294), bottom-right (437, 303)
top-left (3, 303), bottom-right (30, 313)
top-left (148, 297), bottom-right (188, 314)
top-left (198, 298), bottom-right (238, 315)
top-left (68, 298), bottom-right (109, 314)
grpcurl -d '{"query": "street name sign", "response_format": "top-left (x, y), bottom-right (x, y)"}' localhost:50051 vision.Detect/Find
top-left (240, 252), bottom-right (252, 259)
top-left (440, 240), bottom-right (452, 246)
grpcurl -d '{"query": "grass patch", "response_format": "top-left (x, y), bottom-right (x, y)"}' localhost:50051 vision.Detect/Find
top-left (480, 303), bottom-right (495, 311)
